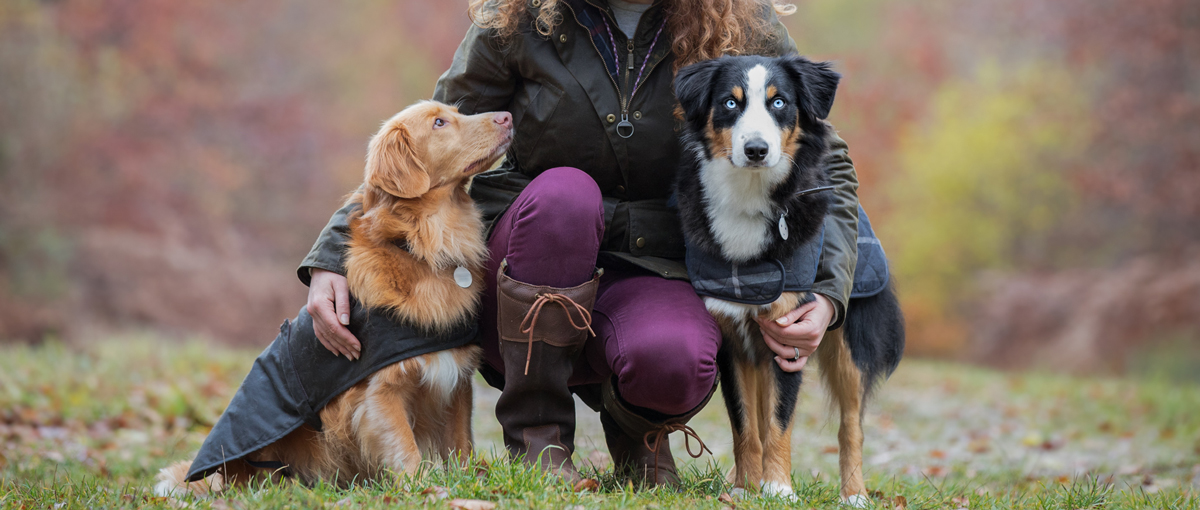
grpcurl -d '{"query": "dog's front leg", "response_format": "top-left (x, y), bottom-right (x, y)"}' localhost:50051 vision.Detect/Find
top-left (360, 380), bottom-right (423, 478)
top-left (760, 365), bottom-right (801, 499)
top-left (726, 358), bottom-right (765, 491)
top-left (817, 329), bottom-right (869, 507)
top-left (444, 377), bottom-right (475, 466)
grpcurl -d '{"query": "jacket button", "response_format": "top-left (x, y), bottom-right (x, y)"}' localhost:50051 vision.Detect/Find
top-left (633, 111), bottom-right (642, 120)
top-left (606, 114), bottom-right (616, 123)
top-left (636, 237), bottom-right (646, 248)
top-left (532, 0), bottom-right (541, 6)
top-left (559, 34), bottom-right (567, 43)
top-left (616, 185), bottom-right (625, 194)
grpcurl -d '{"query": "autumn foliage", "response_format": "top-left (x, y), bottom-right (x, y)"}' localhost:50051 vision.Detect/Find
top-left (1, 0), bottom-right (1197, 370)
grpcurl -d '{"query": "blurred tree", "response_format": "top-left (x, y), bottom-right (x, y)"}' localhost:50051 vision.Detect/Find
top-left (0, 0), bottom-right (464, 343)
top-left (886, 63), bottom-right (1089, 354)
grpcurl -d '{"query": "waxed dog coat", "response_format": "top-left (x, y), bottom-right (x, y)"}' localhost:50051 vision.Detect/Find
top-left (685, 205), bottom-right (888, 305)
top-left (185, 304), bottom-right (477, 481)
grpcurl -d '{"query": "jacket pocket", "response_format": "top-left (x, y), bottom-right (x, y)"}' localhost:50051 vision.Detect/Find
top-left (511, 81), bottom-right (564, 167)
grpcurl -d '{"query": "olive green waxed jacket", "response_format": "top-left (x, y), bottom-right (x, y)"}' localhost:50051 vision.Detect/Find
top-left (298, 0), bottom-right (861, 326)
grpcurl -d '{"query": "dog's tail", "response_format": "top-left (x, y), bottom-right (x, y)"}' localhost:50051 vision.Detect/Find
top-left (154, 460), bottom-right (224, 498)
top-left (843, 278), bottom-right (905, 396)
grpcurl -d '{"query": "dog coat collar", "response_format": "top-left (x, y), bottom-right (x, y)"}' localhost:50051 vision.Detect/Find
top-left (685, 205), bottom-right (889, 305)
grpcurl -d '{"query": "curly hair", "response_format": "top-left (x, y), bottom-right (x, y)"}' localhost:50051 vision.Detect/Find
top-left (467, 0), bottom-right (796, 71)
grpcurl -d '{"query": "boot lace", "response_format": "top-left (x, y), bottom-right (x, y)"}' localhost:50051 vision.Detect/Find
top-left (519, 293), bottom-right (595, 375)
top-left (643, 423), bottom-right (712, 481)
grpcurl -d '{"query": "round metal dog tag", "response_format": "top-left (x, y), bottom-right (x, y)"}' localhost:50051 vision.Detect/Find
top-left (453, 266), bottom-right (472, 288)
top-left (778, 213), bottom-right (789, 240)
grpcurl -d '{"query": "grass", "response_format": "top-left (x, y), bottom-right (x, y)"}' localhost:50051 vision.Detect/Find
top-left (1, 337), bottom-right (1199, 509)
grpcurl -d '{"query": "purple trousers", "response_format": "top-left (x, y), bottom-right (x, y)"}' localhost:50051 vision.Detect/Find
top-left (480, 167), bottom-right (721, 416)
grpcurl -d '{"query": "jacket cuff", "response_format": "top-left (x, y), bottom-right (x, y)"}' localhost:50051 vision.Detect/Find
top-left (296, 260), bottom-right (345, 288)
top-left (296, 245), bottom-right (348, 287)
top-left (812, 289), bottom-right (847, 331)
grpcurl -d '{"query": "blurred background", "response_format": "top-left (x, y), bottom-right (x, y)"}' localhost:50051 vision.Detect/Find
top-left (1, 0), bottom-right (1198, 377)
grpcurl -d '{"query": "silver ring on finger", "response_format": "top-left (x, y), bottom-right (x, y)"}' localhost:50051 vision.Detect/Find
top-left (791, 347), bottom-right (801, 361)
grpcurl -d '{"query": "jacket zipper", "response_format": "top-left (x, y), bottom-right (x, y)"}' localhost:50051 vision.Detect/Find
top-left (622, 39), bottom-right (634, 121)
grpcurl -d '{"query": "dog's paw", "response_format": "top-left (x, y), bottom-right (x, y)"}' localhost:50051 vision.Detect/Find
top-left (842, 494), bottom-right (870, 508)
top-left (152, 478), bottom-right (180, 498)
top-left (729, 487), bottom-right (749, 500)
top-left (760, 481), bottom-right (798, 502)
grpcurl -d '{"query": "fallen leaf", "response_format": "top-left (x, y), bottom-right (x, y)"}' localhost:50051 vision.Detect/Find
top-left (573, 478), bottom-right (599, 492)
top-left (448, 499), bottom-right (496, 510)
top-left (334, 497), bottom-right (353, 507)
top-left (951, 496), bottom-right (969, 507)
top-left (1097, 421), bottom-right (1113, 433)
top-left (892, 495), bottom-right (907, 510)
top-left (822, 446), bottom-right (839, 454)
top-left (1054, 475), bottom-right (1070, 484)
top-left (968, 439), bottom-right (990, 453)
top-left (930, 449), bottom-right (947, 459)
top-left (718, 492), bottom-right (736, 506)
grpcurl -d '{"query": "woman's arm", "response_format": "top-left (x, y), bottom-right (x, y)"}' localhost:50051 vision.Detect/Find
top-left (298, 24), bottom-right (518, 354)
top-left (810, 131), bottom-right (860, 327)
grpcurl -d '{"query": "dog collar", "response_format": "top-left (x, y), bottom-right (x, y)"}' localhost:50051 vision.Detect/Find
top-left (768, 185), bottom-right (835, 240)
top-left (391, 238), bottom-right (472, 288)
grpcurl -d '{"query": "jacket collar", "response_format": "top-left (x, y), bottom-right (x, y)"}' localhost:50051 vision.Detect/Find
top-left (561, 0), bottom-right (671, 80)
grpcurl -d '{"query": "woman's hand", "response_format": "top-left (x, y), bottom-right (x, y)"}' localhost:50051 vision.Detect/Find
top-left (307, 268), bottom-right (361, 360)
top-left (755, 293), bottom-right (835, 372)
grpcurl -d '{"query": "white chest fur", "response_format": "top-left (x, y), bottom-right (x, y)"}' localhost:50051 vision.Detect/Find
top-left (699, 157), bottom-right (791, 263)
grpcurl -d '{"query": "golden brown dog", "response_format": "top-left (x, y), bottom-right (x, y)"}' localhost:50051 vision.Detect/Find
top-left (155, 101), bottom-right (513, 494)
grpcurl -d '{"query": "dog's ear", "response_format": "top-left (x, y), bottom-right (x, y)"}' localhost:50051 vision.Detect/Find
top-left (783, 56), bottom-right (840, 121)
top-left (364, 120), bottom-right (430, 200)
top-left (674, 59), bottom-right (723, 122)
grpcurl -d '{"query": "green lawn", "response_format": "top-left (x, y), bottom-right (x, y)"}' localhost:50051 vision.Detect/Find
top-left (1, 337), bottom-right (1198, 509)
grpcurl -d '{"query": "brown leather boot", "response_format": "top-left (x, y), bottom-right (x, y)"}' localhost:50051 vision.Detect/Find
top-left (494, 260), bottom-right (600, 485)
top-left (600, 375), bottom-right (715, 488)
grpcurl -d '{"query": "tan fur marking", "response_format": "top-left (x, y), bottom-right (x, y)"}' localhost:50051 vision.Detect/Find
top-left (762, 292), bottom-right (802, 323)
top-left (732, 86), bottom-right (744, 101)
top-left (704, 112), bottom-right (734, 161)
top-left (780, 115), bottom-right (804, 164)
top-left (766, 85), bottom-right (777, 98)
top-left (817, 328), bottom-right (867, 499)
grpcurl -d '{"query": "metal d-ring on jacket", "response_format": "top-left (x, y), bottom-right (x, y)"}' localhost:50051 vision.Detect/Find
top-left (298, 0), bottom-right (862, 327)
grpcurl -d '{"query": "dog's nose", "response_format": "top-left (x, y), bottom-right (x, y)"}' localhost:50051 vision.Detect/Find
top-left (744, 139), bottom-right (769, 162)
top-left (493, 112), bottom-right (512, 127)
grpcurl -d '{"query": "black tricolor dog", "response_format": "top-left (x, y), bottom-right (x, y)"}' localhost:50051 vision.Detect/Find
top-left (673, 55), bottom-right (904, 505)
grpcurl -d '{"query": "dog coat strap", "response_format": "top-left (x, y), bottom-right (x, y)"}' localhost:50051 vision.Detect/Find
top-left (245, 459), bottom-right (288, 471)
